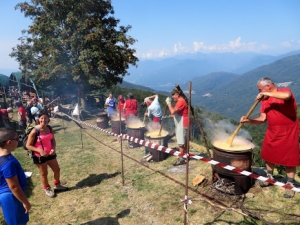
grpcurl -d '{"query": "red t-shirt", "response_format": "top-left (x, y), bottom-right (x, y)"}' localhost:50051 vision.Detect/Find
top-left (18, 106), bottom-right (27, 121)
top-left (125, 99), bottom-right (138, 116)
top-left (174, 97), bottom-right (188, 127)
top-left (0, 109), bottom-right (8, 119)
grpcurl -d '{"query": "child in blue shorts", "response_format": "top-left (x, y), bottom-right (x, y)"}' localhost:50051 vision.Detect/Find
top-left (0, 128), bottom-right (31, 225)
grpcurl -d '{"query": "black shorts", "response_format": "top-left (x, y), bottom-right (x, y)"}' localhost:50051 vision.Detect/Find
top-left (32, 154), bottom-right (57, 164)
top-left (19, 120), bottom-right (27, 129)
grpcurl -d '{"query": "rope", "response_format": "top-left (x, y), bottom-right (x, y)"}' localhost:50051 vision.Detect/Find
top-left (61, 112), bottom-right (300, 194)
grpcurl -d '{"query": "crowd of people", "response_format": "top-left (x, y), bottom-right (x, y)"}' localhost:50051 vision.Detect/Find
top-left (0, 77), bottom-right (299, 224)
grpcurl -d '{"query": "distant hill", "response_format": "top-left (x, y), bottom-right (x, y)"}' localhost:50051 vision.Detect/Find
top-left (190, 54), bottom-right (300, 120)
top-left (124, 50), bottom-right (300, 91)
top-left (180, 72), bottom-right (238, 96)
top-left (117, 80), bottom-right (170, 96)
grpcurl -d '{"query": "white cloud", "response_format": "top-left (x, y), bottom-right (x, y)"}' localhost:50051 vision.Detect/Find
top-left (193, 37), bottom-right (258, 53)
top-left (282, 41), bottom-right (292, 47)
top-left (138, 37), bottom-right (273, 59)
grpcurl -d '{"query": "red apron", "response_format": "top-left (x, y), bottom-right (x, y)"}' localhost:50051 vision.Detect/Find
top-left (260, 88), bottom-right (300, 166)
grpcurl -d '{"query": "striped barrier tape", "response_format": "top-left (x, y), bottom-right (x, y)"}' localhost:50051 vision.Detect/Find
top-left (63, 113), bottom-right (300, 194)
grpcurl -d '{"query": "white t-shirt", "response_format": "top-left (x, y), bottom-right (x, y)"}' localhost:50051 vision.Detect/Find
top-left (148, 96), bottom-right (162, 117)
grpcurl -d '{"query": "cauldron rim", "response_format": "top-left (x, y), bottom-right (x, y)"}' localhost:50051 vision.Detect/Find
top-left (212, 143), bottom-right (253, 153)
top-left (127, 125), bottom-right (145, 130)
top-left (111, 118), bottom-right (125, 122)
top-left (145, 131), bottom-right (169, 139)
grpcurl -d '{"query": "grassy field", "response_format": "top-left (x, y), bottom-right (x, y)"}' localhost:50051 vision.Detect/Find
top-left (1, 112), bottom-right (300, 225)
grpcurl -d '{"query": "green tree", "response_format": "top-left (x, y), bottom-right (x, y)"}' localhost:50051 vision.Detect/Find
top-left (10, 0), bottom-right (138, 107)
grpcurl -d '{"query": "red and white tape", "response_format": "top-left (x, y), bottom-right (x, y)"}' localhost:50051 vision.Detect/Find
top-left (63, 114), bottom-right (300, 193)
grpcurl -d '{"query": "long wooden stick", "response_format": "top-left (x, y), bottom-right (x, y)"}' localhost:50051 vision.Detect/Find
top-left (158, 105), bottom-right (168, 136)
top-left (184, 82), bottom-right (192, 225)
top-left (226, 99), bottom-right (261, 147)
top-left (143, 106), bottom-right (148, 125)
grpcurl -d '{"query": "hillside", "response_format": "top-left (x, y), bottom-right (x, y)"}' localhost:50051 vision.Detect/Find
top-left (117, 80), bottom-right (170, 96)
top-left (124, 50), bottom-right (300, 91)
top-left (180, 72), bottom-right (238, 96)
top-left (191, 54), bottom-right (300, 120)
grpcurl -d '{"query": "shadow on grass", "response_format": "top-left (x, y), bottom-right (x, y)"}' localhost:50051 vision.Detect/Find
top-left (25, 177), bottom-right (34, 198)
top-left (204, 217), bottom-right (260, 225)
top-left (74, 172), bottom-right (121, 188)
top-left (80, 209), bottom-right (130, 225)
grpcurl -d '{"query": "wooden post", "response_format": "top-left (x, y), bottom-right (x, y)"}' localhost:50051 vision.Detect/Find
top-left (120, 109), bottom-right (125, 186)
top-left (184, 82), bottom-right (192, 225)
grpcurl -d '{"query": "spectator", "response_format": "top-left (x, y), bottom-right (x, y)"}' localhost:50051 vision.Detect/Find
top-left (26, 110), bottom-right (68, 198)
top-left (0, 128), bottom-right (31, 224)
top-left (18, 103), bottom-right (27, 134)
top-left (30, 101), bottom-right (42, 124)
top-left (26, 101), bottom-right (34, 126)
top-left (0, 107), bottom-right (13, 128)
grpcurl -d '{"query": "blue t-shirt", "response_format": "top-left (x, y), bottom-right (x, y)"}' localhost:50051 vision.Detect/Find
top-left (105, 97), bottom-right (117, 116)
top-left (0, 154), bottom-right (27, 194)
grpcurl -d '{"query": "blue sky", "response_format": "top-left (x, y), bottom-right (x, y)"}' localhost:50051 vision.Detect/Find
top-left (1, 0), bottom-right (300, 75)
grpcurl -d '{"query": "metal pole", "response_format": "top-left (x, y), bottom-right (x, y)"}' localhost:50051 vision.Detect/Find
top-left (120, 109), bottom-right (125, 186)
top-left (184, 82), bottom-right (192, 225)
top-left (80, 126), bottom-right (83, 151)
top-left (3, 86), bottom-right (7, 108)
top-left (29, 78), bottom-right (39, 99)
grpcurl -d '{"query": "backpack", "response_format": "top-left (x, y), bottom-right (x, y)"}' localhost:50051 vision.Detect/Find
top-left (21, 125), bottom-right (53, 156)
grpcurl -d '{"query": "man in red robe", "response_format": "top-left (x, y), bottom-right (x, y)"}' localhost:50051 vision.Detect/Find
top-left (241, 77), bottom-right (300, 198)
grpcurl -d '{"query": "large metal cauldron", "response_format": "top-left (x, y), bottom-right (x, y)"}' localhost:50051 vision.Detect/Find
top-left (96, 112), bottom-right (108, 129)
top-left (111, 118), bottom-right (126, 135)
top-left (127, 125), bottom-right (146, 148)
top-left (212, 142), bottom-right (253, 194)
top-left (144, 131), bottom-right (169, 162)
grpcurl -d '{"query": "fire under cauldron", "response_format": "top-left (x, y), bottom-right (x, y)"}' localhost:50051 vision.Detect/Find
top-left (212, 140), bottom-right (254, 195)
top-left (144, 130), bottom-right (170, 162)
top-left (126, 124), bottom-right (146, 148)
top-left (111, 118), bottom-right (126, 135)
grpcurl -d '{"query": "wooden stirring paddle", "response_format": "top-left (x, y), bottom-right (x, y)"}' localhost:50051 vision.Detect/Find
top-left (226, 99), bottom-right (261, 147)
top-left (158, 105), bottom-right (168, 136)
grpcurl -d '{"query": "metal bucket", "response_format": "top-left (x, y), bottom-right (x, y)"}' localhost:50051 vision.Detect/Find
top-left (144, 131), bottom-right (169, 162)
top-left (127, 125), bottom-right (146, 148)
top-left (212, 142), bottom-right (253, 194)
top-left (111, 118), bottom-right (126, 135)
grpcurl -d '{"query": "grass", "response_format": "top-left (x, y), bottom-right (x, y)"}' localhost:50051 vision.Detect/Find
top-left (1, 112), bottom-right (300, 224)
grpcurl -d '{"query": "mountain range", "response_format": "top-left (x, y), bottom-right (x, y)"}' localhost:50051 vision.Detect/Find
top-left (124, 50), bottom-right (300, 91)
top-left (120, 52), bottom-right (300, 121)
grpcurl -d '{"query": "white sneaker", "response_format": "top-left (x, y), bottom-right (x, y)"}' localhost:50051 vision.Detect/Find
top-left (54, 183), bottom-right (69, 191)
top-left (45, 187), bottom-right (55, 198)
